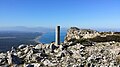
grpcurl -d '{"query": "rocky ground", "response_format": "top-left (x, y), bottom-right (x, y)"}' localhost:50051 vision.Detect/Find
top-left (1, 27), bottom-right (120, 67)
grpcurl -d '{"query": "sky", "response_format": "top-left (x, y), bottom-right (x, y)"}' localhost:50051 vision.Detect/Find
top-left (0, 0), bottom-right (120, 29)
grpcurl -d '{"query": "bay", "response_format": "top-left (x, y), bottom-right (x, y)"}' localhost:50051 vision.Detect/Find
top-left (39, 31), bottom-right (67, 44)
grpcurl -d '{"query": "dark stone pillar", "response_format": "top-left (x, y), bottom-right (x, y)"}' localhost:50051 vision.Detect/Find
top-left (56, 26), bottom-right (60, 45)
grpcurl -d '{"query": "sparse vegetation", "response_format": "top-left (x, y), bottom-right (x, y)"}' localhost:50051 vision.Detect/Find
top-left (89, 35), bottom-right (120, 42)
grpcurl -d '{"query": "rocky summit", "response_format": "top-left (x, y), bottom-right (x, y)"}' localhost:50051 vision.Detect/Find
top-left (1, 27), bottom-right (120, 67)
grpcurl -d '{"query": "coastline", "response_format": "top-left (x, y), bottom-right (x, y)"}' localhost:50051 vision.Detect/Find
top-left (34, 35), bottom-right (42, 44)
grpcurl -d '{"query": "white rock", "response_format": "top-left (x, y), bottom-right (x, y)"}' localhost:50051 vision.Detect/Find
top-left (80, 45), bottom-right (85, 49)
top-left (24, 46), bottom-right (29, 54)
top-left (54, 49), bottom-right (59, 53)
top-left (56, 50), bottom-right (67, 57)
top-left (110, 61), bottom-right (115, 66)
top-left (45, 44), bottom-right (50, 49)
top-left (59, 45), bottom-right (63, 50)
top-left (7, 51), bottom-right (12, 65)
top-left (0, 58), bottom-right (6, 65)
top-left (43, 59), bottom-right (56, 66)
top-left (43, 59), bottom-right (51, 66)
top-left (87, 55), bottom-right (94, 62)
top-left (25, 49), bottom-right (33, 60)
top-left (18, 44), bottom-right (26, 49)
top-left (72, 50), bottom-right (80, 59)
top-left (33, 63), bottom-right (41, 67)
top-left (34, 44), bottom-right (43, 49)
top-left (0, 53), bottom-right (6, 58)
top-left (25, 63), bottom-right (41, 67)
top-left (17, 51), bottom-right (25, 58)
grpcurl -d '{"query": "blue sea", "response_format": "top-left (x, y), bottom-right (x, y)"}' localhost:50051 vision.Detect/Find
top-left (39, 31), bottom-right (67, 44)
top-left (0, 31), bottom-right (67, 52)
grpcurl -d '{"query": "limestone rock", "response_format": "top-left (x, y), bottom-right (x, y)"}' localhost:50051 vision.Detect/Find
top-left (7, 51), bottom-right (12, 65)
top-left (18, 44), bottom-right (27, 49)
top-left (50, 43), bottom-right (58, 52)
top-left (7, 51), bottom-right (22, 65)
top-left (43, 59), bottom-right (56, 66)
top-left (0, 53), bottom-right (6, 59)
top-left (34, 43), bottom-right (45, 49)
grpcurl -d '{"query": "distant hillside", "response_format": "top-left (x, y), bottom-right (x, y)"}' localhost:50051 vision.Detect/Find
top-left (0, 26), bottom-right (54, 33)
top-left (0, 26), bottom-right (68, 33)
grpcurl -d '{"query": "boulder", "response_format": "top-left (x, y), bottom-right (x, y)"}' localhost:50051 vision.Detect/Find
top-left (0, 53), bottom-right (7, 65)
top-left (11, 55), bottom-right (23, 64)
top-left (43, 59), bottom-right (51, 66)
top-left (71, 50), bottom-right (80, 59)
top-left (33, 63), bottom-right (41, 67)
top-left (25, 49), bottom-right (34, 61)
top-left (0, 53), bottom-right (6, 59)
top-left (18, 44), bottom-right (27, 49)
top-left (7, 51), bottom-right (22, 65)
top-left (17, 51), bottom-right (22, 57)
top-left (87, 55), bottom-right (95, 62)
top-left (50, 43), bottom-right (57, 52)
top-left (24, 46), bottom-right (30, 54)
top-left (43, 59), bottom-right (56, 66)
top-left (34, 44), bottom-right (43, 49)
top-left (59, 45), bottom-right (64, 51)
top-left (7, 51), bottom-right (12, 65)
top-left (0, 58), bottom-right (6, 65)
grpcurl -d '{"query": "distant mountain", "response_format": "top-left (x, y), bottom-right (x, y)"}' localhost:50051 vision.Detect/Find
top-left (0, 26), bottom-right (55, 33)
top-left (0, 26), bottom-right (68, 33)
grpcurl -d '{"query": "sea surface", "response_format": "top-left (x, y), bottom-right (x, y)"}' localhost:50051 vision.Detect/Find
top-left (39, 31), bottom-right (67, 44)
top-left (0, 31), bottom-right (67, 52)
top-left (0, 32), bottom-right (42, 52)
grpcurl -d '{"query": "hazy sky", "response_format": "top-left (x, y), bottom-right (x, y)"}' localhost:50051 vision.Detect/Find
top-left (0, 0), bottom-right (120, 28)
